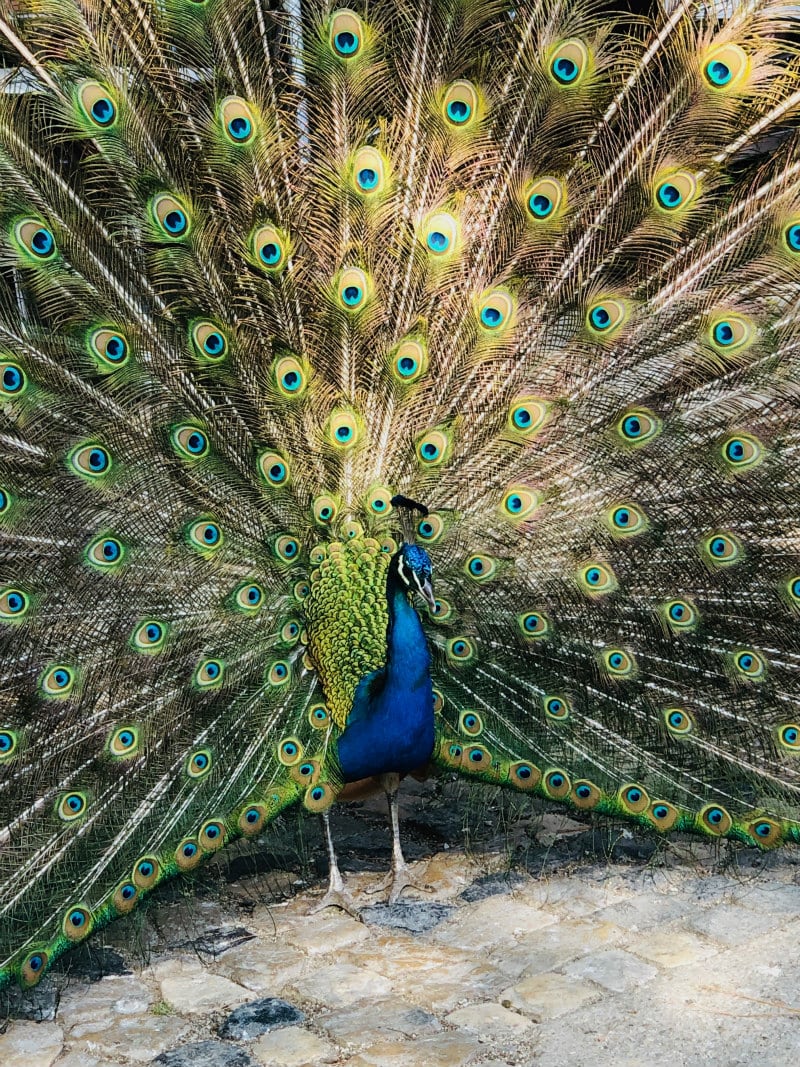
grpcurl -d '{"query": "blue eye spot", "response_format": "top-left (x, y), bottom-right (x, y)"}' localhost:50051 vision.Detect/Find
top-left (193, 753), bottom-right (208, 770)
top-left (205, 823), bottom-right (221, 839)
top-left (228, 116), bottom-right (252, 141)
top-left (426, 230), bottom-right (449, 253)
top-left (707, 807), bottom-right (724, 825)
top-left (245, 808), bottom-right (260, 824)
top-left (669, 712), bottom-right (685, 729)
top-left (138, 860), bottom-right (154, 877)
top-left (182, 843), bottom-right (197, 858)
top-left (118, 730), bottom-right (134, 748)
top-left (311, 786), bottom-right (325, 801)
top-left (623, 417), bottom-right (641, 438)
top-left (29, 955), bottom-right (43, 972)
top-left (726, 440), bottom-right (745, 461)
top-left (248, 586), bottom-right (261, 604)
top-left (669, 604), bottom-right (685, 620)
top-left (53, 669), bottom-right (70, 688)
top-left (88, 448), bottom-right (108, 471)
top-left (335, 30), bottom-right (358, 55)
top-left (421, 442), bottom-right (439, 459)
top-left (7, 592), bottom-right (25, 614)
top-left (590, 306), bottom-right (611, 330)
top-left (609, 653), bottom-right (623, 668)
top-left (68, 910), bottom-right (86, 928)
top-left (357, 167), bottom-right (378, 190)
top-left (274, 663), bottom-right (287, 678)
top-left (342, 285), bottom-right (362, 306)
top-left (446, 99), bottom-right (470, 123)
top-left (586, 568), bottom-right (601, 585)
top-left (188, 432), bottom-right (206, 454)
top-left (713, 321), bottom-right (734, 346)
top-left (653, 805), bottom-right (669, 820)
top-left (91, 97), bottom-right (115, 125)
top-left (657, 183), bottom-right (681, 208)
top-left (506, 495), bottom-right (522, 513)
top-left (164, 209), bottom-right (187, 235)
top-left (528, 193), bottom-right (553, 218)
top-left (706, 60), bottom-right (731, 85)
top-left (260, 242), bottom-right (280, 265)
top-left (281, 370), bottom-right (300, 391)
top-left (283, 742), bottom-right (297, 757)
top-left (548, 773), bottom-right (565, 788)
top-left (469, 559), bottom-right (484, 576)
top-left (576, 784), bottom-right (592, 799)
top-left (625, 787), bottom-right (642, 804)
top-left (203, 332), bottom-right (225, 356)
top-left (786, 224), bottom-right (800, 252)
top-left (0, 732), bottom-right (13, 753)
top-left (480, 306), bottom-right (502, 328)
top-left (31, 228), bottom-right (54, 256)
top-left (397, 355), bottom-right (418, 376)
top-left (105, 336), bottom-right (126, 362)
top-left (454, 641), bottom-right (466, 655)
top-left (2, 366), bottom-right (24, 393)
top-left (67, 794), bottom-right (83, 813)
top-left (121, 884), bottom-right (135, 900)
top-left (513, 408), bottom-right (532, 429)
top-left (710, 538), bottom-right (727, 557)
top-left (553, 57), bottom-right (578, 83)
top-left (103, 540), bottom-right (120, 560)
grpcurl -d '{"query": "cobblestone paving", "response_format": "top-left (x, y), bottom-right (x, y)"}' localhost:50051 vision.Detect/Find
top-left (2, 796), bottom-right (799, 1067)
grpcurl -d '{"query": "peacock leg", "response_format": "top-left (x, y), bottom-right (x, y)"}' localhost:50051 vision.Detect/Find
top-left (311, 810), bottom-right (361, 918)
top-left (373, 772), bottom-right (431, 903)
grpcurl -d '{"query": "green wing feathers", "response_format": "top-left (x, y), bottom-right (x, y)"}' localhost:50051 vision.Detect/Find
top-left (1, 0), bottom-right (800, 988)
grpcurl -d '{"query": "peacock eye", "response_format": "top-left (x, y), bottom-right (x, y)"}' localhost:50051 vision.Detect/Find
top-left (416, 514), bottom-right (443, 542)
top-left (267, 660), bottom-right (291, 686)
top-left (721, 433), bottom-right (762, 471)
top-left (234, 581), bottom-right (264, 612)
top-left (57, 791), bottom-right (87, 821)
top-left (0, 588), bottom-right (30, 619)
top-left (447, 636), bottom-right (475, 662)
top-left (549, 39), bottom-right (589, 86)
top-left (654, 171), bottom-right (698, 213)
top-left (617, 408), bottom-right (660, 445)
top-left (733, 649), bottom-right (766, 679)
top-left (40, 665), bottom-right (76, 697)
top-left (278, 736), bottom-right (303, 765)
top-left (663, 598), bottom-right (698, 632)
top-left (195, 658), bottom-right (224, 687)
top-left (309, 703), bottom-right (330, 729)
top-left (133, 620), bottom-right (167, 651)
top-left (702, 44), bottom-right (749, 90)
top-left (69, 442), bottom-right (111, 478)
top-left (337, 268), bottom-right (369, 310)
top-left (458, 710), bottom-right (484, 736)
top-left (187, 519), bottom-right (223, 553)
top-left (443, 81), bottom-right (478, 127)
top-left (465, 554), bottom-right (496, 581)
top-left (784, 223), bottom-right (800, 253)
top-left (708, 313), bottom-right (753, 353)
top-left (312, 495), bottom-right (338, 525)
top-left (507, 397), bottom-right (548, 438)
top-left (416, 430), bottom-right (449, 466)
top-left (579, 562), bottom-right (616, 596)
top-left (664, 707), bottom-right (694, 735)
top-left (0, 729), bottom-right (19, 759)
top-left (699, 804), bottom-right (732, 836)
top-left (186, 749), bottom-right (212, 778)
top-left (219, 96), bottom-right (256, 143)
top-left (151, 193), bottom-right (191, 239)
top-left (327, 410), bottom-right (360, 448)
top-left (78, 81), bottom-right (118, 127)
top-left (477, 289), bottom-right (514, 333)
top-left (14, 219), bottom-right (57, 261)
top-left (501, 486), bottom-right (538, 520)
top-left (352, 147), bottom-right (386, 195)
top-left (89, 328), bottom-right (129, 369)
top-left (330, 9), bottom-right (364, 58)
top-left (391, 339), bottom-right (428, 383)
top-left (191, 321), bottom-right (228, 362)
top-left (86, 535), bottom-right (124, 569)
top-left (258, 452), bottom-right (289, 487)
top-left (525, 177), bottom-right (565, 221)
top-left (519, 612), bottom-right (550, 639)
top-left (544, 694), bottom-right (569, 719)
top-left (109, 725), bottom-right (139, 757)
top-left (275, 535), bottom-right (300, 562)
top-left (702, 531), bottom-right (742, 567)
top-left (1, 362), bottom-right (27, 396)
top-left (602, 648), bottom-right (635, 677)
top-left (587, 298), bottom-right (627, 336)
top-left (63, 906), bottom-right (92, 940)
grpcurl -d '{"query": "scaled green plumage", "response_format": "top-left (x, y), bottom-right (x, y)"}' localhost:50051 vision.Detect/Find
top-left (1, 0), bottom-right (800, 989)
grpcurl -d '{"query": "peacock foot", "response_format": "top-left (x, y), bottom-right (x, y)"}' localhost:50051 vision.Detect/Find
top-left (310, 886), bottom-right (363, 920)
top-left (369, 862), bottom-right (433, 904)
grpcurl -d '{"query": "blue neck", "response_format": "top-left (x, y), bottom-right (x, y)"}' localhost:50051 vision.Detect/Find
top-left (384, 568), bottom-right (431, 688)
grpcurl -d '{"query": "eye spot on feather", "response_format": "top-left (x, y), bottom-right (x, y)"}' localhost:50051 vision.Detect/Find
top-left (721, 433), bottom-right (762, 471)
top-left (544, 694), bottom-right (569, 720)
top-left (259, 452), bottom-right (289, 488)
top-left (509, 762), bottom-right (541, 790)
top-left (0, 588), bottom-right (31, 620)
top-left (330, 9), bottom-right (364, 58)
top-left (699, 804), bottom-right (732, 836)
top-left (458, 710), bottom-right (483, 737)
top-left (327, 409), bottom-right (361, 448)
top-left (708, 314), bottom-right (753, 353)
top-left (519, 612), bottom-right (550, 639)
top-left (443, 80), bottom-right (479, 127)
top-left (579, 562), bottom-right (616, 596)
top-left (748, 818), bottom-right (783, 848)
top-left (653, 171), bottom-right (698, 214)
top-left (267, 660), bottom-right (291, 687)
top-left (274, 535), bottom-right (300, 563)
top-left (195, 658), bottom-right (224, 688)
top-left (57, 792), bottom-right (87, 822)
top-left (391, 339), bottom-right (428, 383)
top-left (239, 804), bottom-right (268, 835)
top-left (234, 582), bottom-right (264, 612)
top-left (417, 514), bottom-right (443, 542)
top-left (1, 362), bottom-right (27, 397)
top-left (619, 784), bottom-right (649, 813)
top-left (525, 177), bottom-right (565, 221)
top-left (274, 355), bottom-right (307, 397)
top-left (199, 820), bottom-right (225, 851)
top-left (78, 81), bottom-right (117, 127)
top-left (616, 409), bottom-right (660, 446)
top-left (219, 96), bottom-right (256, 143)
top-left (0, 729), bottom-right (19, 760)
top-left (702, 44), bottom-right (749, 90)
top-left (701, 531), bottom-right (742, 568)
top-left (507, 398), bottom-right (548, 438)
top-left (186, 749), bottom-right (212, 779)
top-left (132, 620), bottom-right (168, 653)
top-left (784, 222), bottom-right (800, 253)
top-left (447, 636), bottom-right (475, 663)
top-left (572, 780), bottom-right (602, 809)
top-left (543, 769), bottom-right (571, 798)
top-left (0, 487), bottom-right (11, 515)
top-left (187, 519), bottom-right (223, 554)
top-left (133, 857), bottom-right (160, 889)
top-left (21, 950), bottom-right (49, 987)
top-left (86, 535), bottom-right (125, 569)
top-left (477, 290), bottom-right (514, 332)
top-left (113, 882), bottom-right (138, 914)
top-left (501, 486), bottom-right (538, 521)
top-left (601, 648), bottom-right (636, 678)
top-left (63, 906), bottom-right (92, 941)
top-left (309, 703), bottom-right (330, 729)
top-left (13, 218), bottom-right (57, 261)
top-left (465, 554), bottom-right (496, 581)
top-left (647, 801), bottom-right (679, 830)
top-left (733, 649), bottom-right (766, 680)
top-left (251, 225), bottom-right (287, 270)
top-left (663, 707), bottom-right (694, 736)
top-left (151, 193), bottom-right (191, 239)
top-left (662, 598), bottom-right (698, 633)
top-left (548, 39), bottom-right (589, 86)
top-left (191, 321), bottom-right (228, 362)
top-left (606, 502), bottom-right (647, 537)
top-left (352, 146), bottom-right (386, 195)
top-left (337, 268), bottom-right (369, 310)
top-left (278, 737), bottom-right (303, 766)
top-left (778, 723), bottom-right (800, 752)
top-left (416, 430), bottom-right (450, 466)
top-left (109, 726), bottom-right (139, 757)
top-left (40, 665), bottom-right (76, 697)
top-left (89, 328), bottom-right (129, 369)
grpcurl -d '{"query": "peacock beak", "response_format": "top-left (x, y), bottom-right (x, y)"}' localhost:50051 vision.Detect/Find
top-left (419, 577), bottom-right (436, 614)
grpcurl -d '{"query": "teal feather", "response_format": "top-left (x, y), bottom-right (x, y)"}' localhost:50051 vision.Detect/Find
top-left (1, 0), bottom-right (800, 988)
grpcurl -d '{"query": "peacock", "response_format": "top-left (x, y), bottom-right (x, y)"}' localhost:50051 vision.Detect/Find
top-left (1, 0), bottom-right (799, 991)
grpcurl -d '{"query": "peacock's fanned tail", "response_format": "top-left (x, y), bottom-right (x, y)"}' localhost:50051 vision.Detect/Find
top-left (1, 0), bottom-right (799, 988)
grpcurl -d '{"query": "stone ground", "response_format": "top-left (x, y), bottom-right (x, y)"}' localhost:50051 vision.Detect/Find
top-left (2, 778), bottom-right (799, 1067)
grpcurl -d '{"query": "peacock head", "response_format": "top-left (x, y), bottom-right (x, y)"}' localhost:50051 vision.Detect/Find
top-left (393, 543), bottom-right (436, 613)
